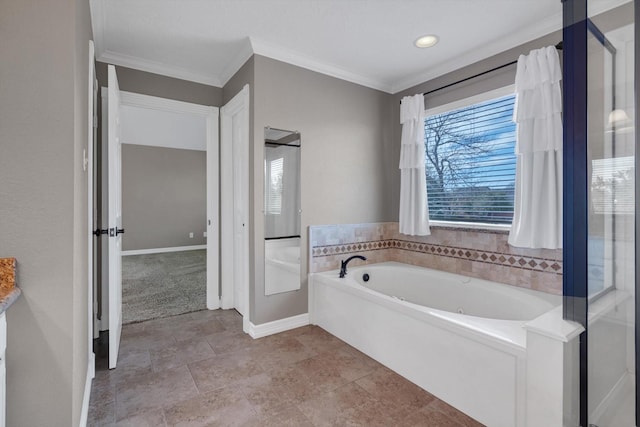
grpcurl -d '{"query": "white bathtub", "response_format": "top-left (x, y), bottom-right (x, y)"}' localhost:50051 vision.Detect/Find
top-left (309, 261), bottom-right (561, 427)
top-left (265, 238), bottom-right (300, 295)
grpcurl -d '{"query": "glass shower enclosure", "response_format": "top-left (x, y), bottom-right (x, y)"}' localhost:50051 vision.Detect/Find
top-left (563, 1), bottom-right (636, 426)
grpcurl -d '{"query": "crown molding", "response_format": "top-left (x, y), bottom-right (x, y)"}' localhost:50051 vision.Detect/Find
top-left (219, 39), bottom-right (255, 87)
top-left (250, 38), bottom-right (393, 93)
top-left (89, 0), bottom-right (106, 58)
top-left (390, 12), bottom-right (562, 94)
top-left (97, 50), bottom-right (223, 88)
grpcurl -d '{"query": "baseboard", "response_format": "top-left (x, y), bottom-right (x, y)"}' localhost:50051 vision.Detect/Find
top-left (78, 352), bottom-right (95, 427)
top-left (590, 371), bottom-right (633, 423)
top-left (122, 245), bottom-right (206, 256)
top-left (248, 313), bottom-right (309, 339)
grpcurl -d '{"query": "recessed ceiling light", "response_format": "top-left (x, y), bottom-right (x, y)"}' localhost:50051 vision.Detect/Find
top-left (415, 35), bottom-right (439, 48)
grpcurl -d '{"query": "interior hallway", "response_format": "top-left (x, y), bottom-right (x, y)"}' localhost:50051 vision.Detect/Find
top-left (88, 309), bottom-right (484, 426)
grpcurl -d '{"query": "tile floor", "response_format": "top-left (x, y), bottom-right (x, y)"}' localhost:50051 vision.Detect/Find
top-left (88, 309), bottom-right (484, 426)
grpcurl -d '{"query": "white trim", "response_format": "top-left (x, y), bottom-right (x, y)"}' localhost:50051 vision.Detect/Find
top-left (78, 353), bottom-right (95, 427)
top-left (250, 38), bottom-right (393, 93)
top-left (429, 220), bottom-right (512, 232)
top-left (220, 85), bottom-right (251, 331)
top-left (122, 245), bottom-right (206, 256)
top-left (88, 0), bottom-right (105, 63)
top-left (219, 40), bottom-right (254, 87)
top-left (390, 13), bottom-right (562, 94)
top-left (86, 39), bottom-right (96, 386)
top-left (97, 50), bottom-right (222, 88)
top-left (119, 90), bottom-right (214, 116)
top-left (206, 106), bottom-right (220, 310)
top-left (248, 313), bottom-right (310, 339)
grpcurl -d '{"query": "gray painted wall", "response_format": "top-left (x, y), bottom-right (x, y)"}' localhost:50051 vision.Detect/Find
top-left (251, 55), bottom-right (394, 324)
top-left (0, 0), bottom-right (92, 425)
top-left (96, 62), bottom-right (223, 106)
top-left (122, 144), bottom-right (207, 250)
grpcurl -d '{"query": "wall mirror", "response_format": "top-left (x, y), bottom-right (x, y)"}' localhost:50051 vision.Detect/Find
top-left (263, 127), bottom-right (301, 296)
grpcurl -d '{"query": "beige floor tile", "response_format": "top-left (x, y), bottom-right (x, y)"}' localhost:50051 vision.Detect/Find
top-left (188, 350), bottom-right (264, 393)
top-left (90, 309), bottom-right (484, 427)
top-left (115, 408), bottom-right (167, 427)
top-left (355, 367), bottom-right (436, 409)
top-left (163, 386), bottom-right (258, 427)
top-left (116, 365), bottom-right (199, 420)
top-left (296, 382), bottom-right (375, 426)
top-left (150, 338), bottom-right (215, 372)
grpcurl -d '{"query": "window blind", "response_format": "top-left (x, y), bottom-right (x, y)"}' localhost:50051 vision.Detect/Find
top-left (266, 157), bottom-right (284, 214)
top-left (424, 94), bottom-right (516, 224)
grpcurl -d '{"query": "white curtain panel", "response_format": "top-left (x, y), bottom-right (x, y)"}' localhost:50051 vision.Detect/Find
top-left (399, 94), bottom-right (430, 236)
top-left (509, 46), bottom-right (563, 249)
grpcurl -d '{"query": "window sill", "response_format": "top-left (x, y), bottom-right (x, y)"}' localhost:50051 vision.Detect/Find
top-left (428, 220), bottom-right (511, 233)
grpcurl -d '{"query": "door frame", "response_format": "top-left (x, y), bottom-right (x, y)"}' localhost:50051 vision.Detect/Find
top-left (221, 84), bottom-right (251, 332)
top-left (86, 38), bottom-right (97, 381)
top-left (98, 88), bottom-right (221, 330)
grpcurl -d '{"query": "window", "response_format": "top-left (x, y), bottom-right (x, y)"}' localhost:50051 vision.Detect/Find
top-left (266, 157), bottom-right (284, 214)
top-left (424, 88), bottom-right (516, 225)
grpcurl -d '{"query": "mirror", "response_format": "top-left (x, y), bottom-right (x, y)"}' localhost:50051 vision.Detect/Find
top-left (263, 127), bottom-right (301, 296)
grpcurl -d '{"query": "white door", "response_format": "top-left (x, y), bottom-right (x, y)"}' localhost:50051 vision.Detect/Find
top-left (107, 65), bottom-right (123, 369)
top-left (232, 114), bottom-right (248, 315)
top-left (221, 85), bottom-right (250, 322)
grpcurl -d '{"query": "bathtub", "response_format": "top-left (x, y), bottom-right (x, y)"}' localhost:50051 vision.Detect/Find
top-left (309, 261), bottom-right (560, 427)
top-left (264, 238), bottom-right (301, 295)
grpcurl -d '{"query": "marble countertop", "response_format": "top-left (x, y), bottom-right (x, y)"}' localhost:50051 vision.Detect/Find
top-left (0, 258), bottom-right (21, 314)
top-left (0, 288), bottom-right (21, 314)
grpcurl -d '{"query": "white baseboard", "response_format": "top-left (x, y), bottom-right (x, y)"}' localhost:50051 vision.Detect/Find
top-left (206, 297), bottom-right (221, 311)
top-left (78, 352), bottom-right (95, 427)
top-left (248, 313), bottom-right (309, 339)
top-left (122, 245), bottom-right (206, 256)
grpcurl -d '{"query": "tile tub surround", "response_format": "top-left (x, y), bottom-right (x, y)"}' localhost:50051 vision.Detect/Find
top-left (309, 222), bottom-right (563, 295)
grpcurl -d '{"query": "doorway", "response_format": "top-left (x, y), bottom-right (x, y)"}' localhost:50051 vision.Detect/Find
top-left (98, 68), bottom-right (219, 367)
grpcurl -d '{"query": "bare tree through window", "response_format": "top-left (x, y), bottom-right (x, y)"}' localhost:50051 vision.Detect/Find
top-left (424, 95), bottom-right (517, 223)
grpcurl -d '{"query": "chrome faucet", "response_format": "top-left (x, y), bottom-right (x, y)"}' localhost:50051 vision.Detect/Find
top-left (339, 255), bottom-right (367, 278)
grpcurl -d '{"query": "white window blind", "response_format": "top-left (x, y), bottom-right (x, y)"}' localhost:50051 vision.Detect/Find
top-left (591, 156), bottom-right (634, 215)
top-left (266, 157), bottom-right (284, 214)
top-left (424, 93), bottom-right (516, 224)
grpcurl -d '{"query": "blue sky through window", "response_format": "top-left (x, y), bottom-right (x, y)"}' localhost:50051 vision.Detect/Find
top-left (424, 94), bottom-right (516, 224)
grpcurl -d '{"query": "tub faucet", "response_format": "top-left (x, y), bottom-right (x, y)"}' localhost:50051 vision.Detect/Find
top-left (339, 255), bottom-right (367, 278)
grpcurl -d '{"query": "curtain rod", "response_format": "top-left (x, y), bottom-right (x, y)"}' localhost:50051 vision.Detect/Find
top-left (416, 42), bottom-right (563, 98)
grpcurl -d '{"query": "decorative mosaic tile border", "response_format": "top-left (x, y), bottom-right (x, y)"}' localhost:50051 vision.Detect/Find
top-left (312, 239), bottom-right (562, 275)
top-left (311, 240), bottom-right (394, 257)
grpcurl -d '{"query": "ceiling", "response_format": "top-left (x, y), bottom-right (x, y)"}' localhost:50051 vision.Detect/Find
top-left (89, 0), bottom-right (626, 94)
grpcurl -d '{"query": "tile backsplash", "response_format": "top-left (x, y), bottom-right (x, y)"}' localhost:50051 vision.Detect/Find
top-left (309, 222), bottom-right (563, 295)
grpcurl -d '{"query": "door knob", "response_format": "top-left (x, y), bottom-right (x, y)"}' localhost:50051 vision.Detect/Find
top-left (116, 228), bottom-right (125, 236)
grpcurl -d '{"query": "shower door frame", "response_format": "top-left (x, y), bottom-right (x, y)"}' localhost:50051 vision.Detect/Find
top-left (562, 1), bottom-right (638, 426)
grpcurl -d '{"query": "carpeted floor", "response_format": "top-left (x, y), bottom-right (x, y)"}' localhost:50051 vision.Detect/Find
top-left (122, 250), bottom-right (206, 324)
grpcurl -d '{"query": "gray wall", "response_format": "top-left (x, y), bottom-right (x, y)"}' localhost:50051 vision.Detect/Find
top-left (122, 144), bottom-right (207, 250)
top-left (96, 62), bottom-right (223, 106)
top-left (251, 55), bottom-right (394, 324)
top-left (388, 30), bottom-right (562, 220)
top-left (0, 0), bottom-right (92, 425)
